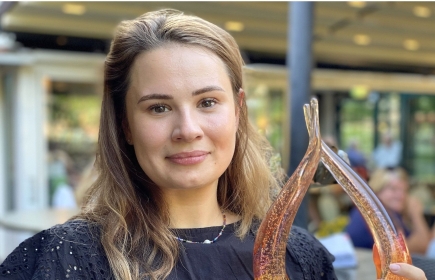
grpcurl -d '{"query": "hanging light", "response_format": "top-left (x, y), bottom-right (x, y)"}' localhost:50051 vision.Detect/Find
top-left (62, 4), bottom-right (86, 15)
top-left (348, 2), bottom-right (367, 8)
top-left (225, 21), bottom-right (244, 32)
top-left (353, 34), bottom-right (371, 46)
top-left (413, 6), bottom-right (431, 18)
top-left (403, 39), bottom-right (420, 51)
top-left (350, 85), bottom-right (370, 100)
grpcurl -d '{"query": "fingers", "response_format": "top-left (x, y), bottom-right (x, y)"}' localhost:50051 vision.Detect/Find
top-left (406, 196), bottom-right (424, 217)
top-left (389, 263), bottom-right (427, 280)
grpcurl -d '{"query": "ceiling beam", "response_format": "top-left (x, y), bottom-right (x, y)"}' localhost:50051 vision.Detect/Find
top-left (314, 40), bottom-right (435, 68)
top-left (1, 13), bottom-right (117, 39)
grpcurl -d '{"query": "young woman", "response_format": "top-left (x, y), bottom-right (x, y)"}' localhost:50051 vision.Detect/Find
top-left (1, 9), bottom-right (426, 280)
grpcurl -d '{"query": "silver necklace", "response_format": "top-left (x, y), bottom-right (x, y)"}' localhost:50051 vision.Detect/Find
top-left (174, 212), bottom-right (226, 244)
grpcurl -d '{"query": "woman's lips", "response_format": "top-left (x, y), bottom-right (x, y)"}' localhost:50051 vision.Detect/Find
top-left (166, 151), bottom-right (209, 165)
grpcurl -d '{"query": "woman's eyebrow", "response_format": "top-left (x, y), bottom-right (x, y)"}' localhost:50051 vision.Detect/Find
top-left (192, 85), bottom-right (225, 96)
top-left (136, 86), bottom-right (224, 104)
top-left (137, 93), bottom-right (173, 104)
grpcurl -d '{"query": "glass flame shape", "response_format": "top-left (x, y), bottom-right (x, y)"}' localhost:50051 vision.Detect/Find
top-left (320, 139), bottom-right (412, 279)
top-left (253, 98), bottom-right (321, 279)
top-left (253, 98), bottom-right (411, 280)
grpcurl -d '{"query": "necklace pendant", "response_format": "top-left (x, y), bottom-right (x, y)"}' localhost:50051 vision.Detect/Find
top-left (173, 212), bottom-right (226, 244)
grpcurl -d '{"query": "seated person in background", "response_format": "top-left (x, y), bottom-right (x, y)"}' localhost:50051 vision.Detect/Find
top-left (346, 139), bottom-right (369, 182)
top-left (345, 167), bottom-right (431, 255)
top-left (423, 215), bottom-right (435, 259)
top-left (372, 131), bottom-right (402, 169)
top-left (48, 149), bottom-right (78, 209)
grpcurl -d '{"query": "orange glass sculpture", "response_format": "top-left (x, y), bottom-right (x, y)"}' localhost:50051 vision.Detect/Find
top-left (253, 98), bottom-right (412, 279)
top-left (321, 140), bottom-right (412, 280)
top-left (253, 99), bottom-right (321, 280)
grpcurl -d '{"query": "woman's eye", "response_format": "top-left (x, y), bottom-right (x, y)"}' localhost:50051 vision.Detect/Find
top-left (150, 104), bottom-right (169, 113)
top-left (200, 99), bottom-right (217, 108)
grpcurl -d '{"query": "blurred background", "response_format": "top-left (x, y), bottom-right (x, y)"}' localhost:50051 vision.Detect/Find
top-left (1, 2), bottom-right (435, 278)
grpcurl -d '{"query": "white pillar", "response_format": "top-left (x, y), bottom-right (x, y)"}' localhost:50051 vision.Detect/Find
top-left (0, 70), bottom-right (7, 260)
top-left (13, 66), bottom-right (48, 210)
top-left (0, 67), bottom-right (47, 260)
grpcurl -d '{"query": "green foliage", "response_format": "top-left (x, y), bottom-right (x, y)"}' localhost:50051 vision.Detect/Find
top-left (315, 215), bottom-right (349, 238)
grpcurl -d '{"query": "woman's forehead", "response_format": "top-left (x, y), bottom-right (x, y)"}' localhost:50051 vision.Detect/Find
top-left (383, 178), bottom-right (408, 189)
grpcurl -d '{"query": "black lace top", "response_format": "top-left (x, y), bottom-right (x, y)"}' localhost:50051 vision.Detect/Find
top-left (0, 220), bottom-right (336, 279)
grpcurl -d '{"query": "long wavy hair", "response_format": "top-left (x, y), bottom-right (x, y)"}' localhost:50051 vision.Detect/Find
top-left (76, 9), bottom-right (284, 280)
top-left (369, 167), bottom-right (409, 194)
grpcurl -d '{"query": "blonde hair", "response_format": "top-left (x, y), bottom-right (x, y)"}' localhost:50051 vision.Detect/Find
top-left (75, 9), bottom-right (283, 280)
top-left (369, 167), bottom-right (409, 193)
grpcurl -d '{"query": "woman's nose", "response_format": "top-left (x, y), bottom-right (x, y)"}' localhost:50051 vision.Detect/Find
top-left (171, 110), bottom-right (204, 142)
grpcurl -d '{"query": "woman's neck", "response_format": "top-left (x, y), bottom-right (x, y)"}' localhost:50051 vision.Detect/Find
top-left (163, 187), bottom-right (224, 229)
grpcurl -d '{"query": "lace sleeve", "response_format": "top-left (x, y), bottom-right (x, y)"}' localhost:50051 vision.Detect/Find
top-left (286, 226), bottom-right (337, 280)
top-left (0, 220), bottom-right (113, 280)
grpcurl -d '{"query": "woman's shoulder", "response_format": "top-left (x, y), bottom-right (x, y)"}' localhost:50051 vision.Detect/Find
top-left (0, 219), bottom-right (112, 279)
top-left (249, 220), bottom-right (335, 259)
top-left (250, 221), bottom-right (336, 279)
top-left (287, 226), bottom-right (337, 279)
top-left (288, 225), bottom-right (333, 256)
top-left (44, 218), bottom-right (101, 239)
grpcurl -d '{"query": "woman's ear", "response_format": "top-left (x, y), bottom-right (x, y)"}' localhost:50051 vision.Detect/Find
top-left (122, 118), bottom-right (133, 145)
top-left (238, 88), bottom-right (245, 109)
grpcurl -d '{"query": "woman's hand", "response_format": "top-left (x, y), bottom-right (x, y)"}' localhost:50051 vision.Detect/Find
top-left (388, 263), bottom-right (427, 280)
top-left (404, 196), bottom-right (431, 254)
top-left (406, 196), bottom-right (424, 220)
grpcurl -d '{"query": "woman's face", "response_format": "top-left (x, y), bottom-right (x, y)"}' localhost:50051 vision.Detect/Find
top-left (377, 176), bottom-right (408, 213)
top-left (124, 44), bottom-right (239, 194)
